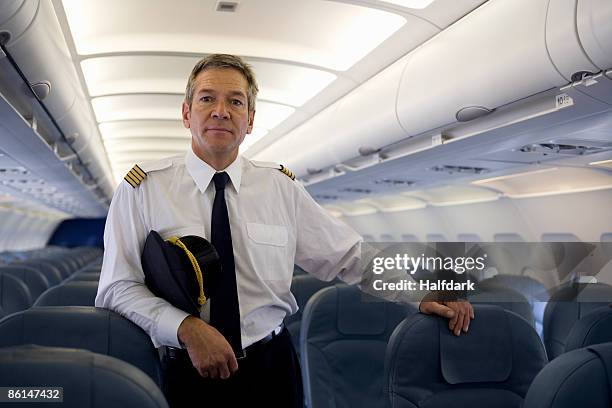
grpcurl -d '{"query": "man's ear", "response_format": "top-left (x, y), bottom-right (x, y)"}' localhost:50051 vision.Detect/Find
top-left (246, 110), bottom-right (255, 134)
top-left (182, 101), bottom-right (191, 129)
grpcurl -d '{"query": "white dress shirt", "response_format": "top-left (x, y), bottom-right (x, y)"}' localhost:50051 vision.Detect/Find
top-left (96, 149), bottom-right (364, 349)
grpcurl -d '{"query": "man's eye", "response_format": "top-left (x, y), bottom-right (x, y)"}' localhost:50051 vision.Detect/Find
top-left (200, 96), bottom-right (212, 102)
top-left (231, 99), bottom-right (244, 106)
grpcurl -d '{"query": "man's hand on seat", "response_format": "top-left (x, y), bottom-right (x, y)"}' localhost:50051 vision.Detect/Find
top-left (419, 299), bottom-right (474, 336)
top-left (178, 315), bottom-right (238, 379)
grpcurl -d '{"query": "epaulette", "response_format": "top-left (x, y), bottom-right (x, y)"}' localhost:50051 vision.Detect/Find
top-left (124, 158), bottom-right (173, 188)
top-left (279, 165), bottom-right (296, 180)
top-left (251, 160), bottom-right (296, 180)
top-left (124, 164), bottom-right (146, 188)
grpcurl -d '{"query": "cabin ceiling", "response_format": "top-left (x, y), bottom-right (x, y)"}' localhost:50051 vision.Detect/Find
top-left (51, 0), bottom-right (487, 185)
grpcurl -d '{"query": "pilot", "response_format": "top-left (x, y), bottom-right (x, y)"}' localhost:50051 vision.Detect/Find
top-left (95, 53), bottom-right (474, 407)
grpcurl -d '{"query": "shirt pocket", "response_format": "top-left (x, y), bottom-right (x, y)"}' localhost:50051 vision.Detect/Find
top-left (246, 222), bottom-right (289, 280)
top-left (246, 223), bottom-right (288, 247)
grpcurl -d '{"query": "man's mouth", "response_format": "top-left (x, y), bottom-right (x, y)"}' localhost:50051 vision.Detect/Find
top-left (207, 127), bottom-right (232, 134)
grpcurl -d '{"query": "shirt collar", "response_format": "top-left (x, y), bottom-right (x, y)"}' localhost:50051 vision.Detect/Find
top-left (185, 149), bottom-right (242, 194)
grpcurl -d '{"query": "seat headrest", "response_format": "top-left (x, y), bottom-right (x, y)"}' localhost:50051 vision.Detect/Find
top-left (303, 285), bottom-right (413, 339)
top-left (440, 306), bottom-right (512, 384)
top-left (565, 305), bottom-right (612, 352)
top-left (0, 306), bottom-right (161, 386)
top-left (0, 345), bottom-right (168, 408)
top-left (544, 282), bottom-right (612, 359)
top-left (33, 281), bottom-right (98, 306)
top-left (469, 285), bottom-right (535, 327)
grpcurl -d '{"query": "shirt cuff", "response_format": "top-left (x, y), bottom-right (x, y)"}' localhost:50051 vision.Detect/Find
top-left (156, 306), bottom-right (190, 348)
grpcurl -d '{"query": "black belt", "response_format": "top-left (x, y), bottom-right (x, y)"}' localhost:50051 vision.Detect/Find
top-left (166, 323), bottom-right (285, 360)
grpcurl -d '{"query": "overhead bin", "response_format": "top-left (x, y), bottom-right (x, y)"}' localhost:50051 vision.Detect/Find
top-left (0, 0), bottom-right (114, 198)
top-left (257, 0), bottom-right (612, 179)
top-left (577, 0), bottom-right (612, 70)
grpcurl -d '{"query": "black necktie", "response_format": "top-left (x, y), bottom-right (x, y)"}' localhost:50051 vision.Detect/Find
top-left (210, 172), bottom-right (242, 356)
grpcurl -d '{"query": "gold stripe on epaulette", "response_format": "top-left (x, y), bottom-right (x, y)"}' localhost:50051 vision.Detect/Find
top-left (124, 165), bottom-right (147, 188)
top-left (279, 165), bottom-right (295, 180)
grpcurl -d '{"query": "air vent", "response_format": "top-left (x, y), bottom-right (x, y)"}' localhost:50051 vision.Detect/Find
top-left (313, 194), bottom-right (339, 201)
top-left (429, 165), bottom-right (489, 175)
top-left (339, 187), bottom-right (372, 194)
top-left (373, 178), bottom-right (414, 186)
top-left (518, 142), bottom-right (607, 156)
top-left (216, 1), bottom-right (239, 12)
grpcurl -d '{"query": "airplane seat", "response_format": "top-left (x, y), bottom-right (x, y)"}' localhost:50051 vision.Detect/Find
top-left (564, 305), bottom-right (612, 352)
top-left (285, 274), bottom-right (337, 357)
top-left (544, 282), bottom-right (612, 359)
top-left (0, 345), bottom-right (168, 408)
top-left (385, 305), bottom-right (547, 408)
top-left (0, 306), bottom-right (163, 387)
top-left (293, 264), bottom-right (307, 276)
top-left (36, 257), bottom-right (74, 279)
top-left (468, 285), bottom-right (536, 328)
top-left (17, 260), bottom-right (63, 285)
top-left (523, 342), bottom-right (612, 408)
top-left (301, 285), bottom-right (415, 408)
top-left (75, 265), bottom-right (102, 274)
top-left (65, 271), bottom-right (101, 282)
top-left (33, 281), bottom-right (98, 307)
top-left (478, 275), bottom-right (549, 336)
top-left (0, 272), bottom-right (33, 318)
top-left (0, 265), bottom-right (51, 300)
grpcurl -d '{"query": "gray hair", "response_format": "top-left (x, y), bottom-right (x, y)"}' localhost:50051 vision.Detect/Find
top-left (184, 54), bottom-right (258, 112)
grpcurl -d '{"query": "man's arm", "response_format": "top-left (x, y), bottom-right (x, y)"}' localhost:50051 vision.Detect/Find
top-left (292, 182), bottom-right (473, 334)
top-left (95, 182), bottom-right (189, 348)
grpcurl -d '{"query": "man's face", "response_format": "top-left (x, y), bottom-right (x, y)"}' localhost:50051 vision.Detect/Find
top-left (182, 68), bottom-right (255, 160)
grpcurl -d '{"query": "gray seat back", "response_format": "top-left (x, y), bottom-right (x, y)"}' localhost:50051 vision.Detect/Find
top-left (0, 272), bottom-right (32, 317)
top-left (301, 285), bottom-right (415, 408)
top-left (524, 343), bottom-right (612, 408)
top-left (386, 305), bottom-right (547, 408)
top-left (286, 274), bottom-right (336, 357)
top-left (469, 284), bottom-right (536, 327)
top-left (0, 306), bottom-right (162, 386)
top-left (0, 345), bottom-right (168, 408)
top-left (34, 281), bottom-right (98, 306)
top-left (0, 265), bottom-right (51, 300)
top-left (544, 282), bottom-right (612, 359)
top-left (565, 305), bottom-right (612, 352)
top-left (17, 261), bottom-right (63, 285)
top-left (478, 274), bottom-right (549, 337)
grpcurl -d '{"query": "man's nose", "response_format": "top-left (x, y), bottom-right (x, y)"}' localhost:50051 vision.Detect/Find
top-left (211, 101), bottom-right (230, 119)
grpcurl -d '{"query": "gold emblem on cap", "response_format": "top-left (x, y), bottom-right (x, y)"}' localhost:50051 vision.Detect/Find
top-left (124, 164), bottom-right (146, 188)
top-left (279, 165), bottom-right (295, 180)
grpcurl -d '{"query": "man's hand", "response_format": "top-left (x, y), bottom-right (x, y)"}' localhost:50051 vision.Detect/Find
top-left (177, 316), bottom-right (238, 379)
top-left (419, 299), bottom-right (475, 336)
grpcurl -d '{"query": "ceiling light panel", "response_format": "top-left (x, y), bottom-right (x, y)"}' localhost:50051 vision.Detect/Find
top-left (99, 120), bottom-right (190, 140)
top-left (62, 0), bottom-right (405, 71)
top-left (403, 185), bottom-right (499, 206)
top-left (81, 56), bottom-right (196, 97)
top-left (103, 139), bottom-right (190, 153)
top-left (92, 94), bottom-right (184, 122)
top-left (472, 167), bottom-right (612, 198)
top-left (81, 56), bottom-right (337, 108)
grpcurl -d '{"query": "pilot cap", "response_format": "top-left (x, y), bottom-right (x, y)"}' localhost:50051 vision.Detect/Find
top-left (141, 230), bottom-right (220, 316)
